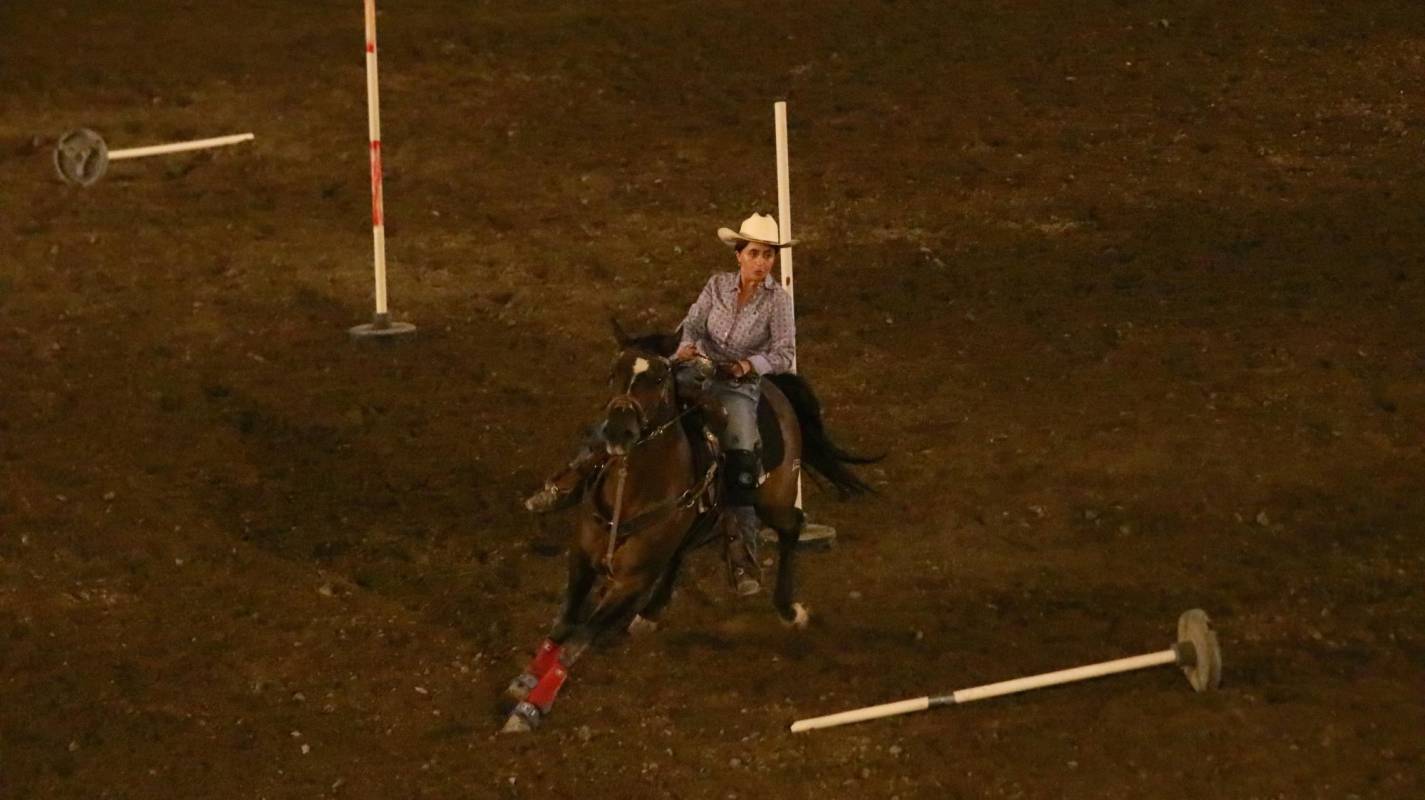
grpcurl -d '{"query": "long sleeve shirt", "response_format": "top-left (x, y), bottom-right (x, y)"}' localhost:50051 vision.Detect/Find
top-left (677, 272), bottom-right (796, 376)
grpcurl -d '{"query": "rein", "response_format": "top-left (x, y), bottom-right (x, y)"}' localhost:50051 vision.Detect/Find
top-left (602, 458), bottom-right (630, 570)
top-left (596, 360), bottom-right (715, 571)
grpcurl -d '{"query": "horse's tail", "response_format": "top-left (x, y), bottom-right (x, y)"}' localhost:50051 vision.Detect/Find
top-left (766, 373), bottom-right (883, 498)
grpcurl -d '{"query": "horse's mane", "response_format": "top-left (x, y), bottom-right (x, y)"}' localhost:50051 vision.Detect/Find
top-left (610, 318), bottom-right (679, 357)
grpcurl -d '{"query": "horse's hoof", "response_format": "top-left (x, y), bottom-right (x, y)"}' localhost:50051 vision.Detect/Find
top-left (524, 485), bottom-right (576, 514)
top-left (500, 714), bottom-right (533, 734)
top-left (504, 672), bottom-right (538, 704)
top-left (781, 602), bottom-right (811, 630)
top-left (500, 701), bottom-right (541, 734)
top-left (627, 615), bottom-right (659, 635)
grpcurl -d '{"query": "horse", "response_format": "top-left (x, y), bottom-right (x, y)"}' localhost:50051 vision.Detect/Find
top-left (500, 324), bottom-right (879, 733)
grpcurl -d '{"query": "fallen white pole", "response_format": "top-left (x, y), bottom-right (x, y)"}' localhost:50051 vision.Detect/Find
top-left (952, 649), bottom-right (1177, 703)
top-left (54, 128), bottom-right (255, 186)
top-left (791, 650), bottom-right (1177, 733)
top-left (349, 0), bottom-right (415, 339)
top-left (791, 610), bottom-right (1222, 733)
top-left (108, 133), bottom-right (255, 161)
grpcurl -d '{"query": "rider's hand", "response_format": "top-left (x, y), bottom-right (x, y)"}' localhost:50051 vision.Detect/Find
top-left (729, 359), bottom-right (754, 378)
top-left (674, 342), bottom-right (700, 362)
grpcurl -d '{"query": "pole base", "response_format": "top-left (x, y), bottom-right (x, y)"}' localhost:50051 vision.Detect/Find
top-left (349, 313), bottom-right (416, 340)
top-left (54, 128), bottom-right (109, 186)
top-left (1176, 609), bottom-right (1222, 692)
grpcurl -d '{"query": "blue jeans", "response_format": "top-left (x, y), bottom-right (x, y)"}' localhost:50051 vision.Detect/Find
top-left (712, 378), bottom-right (760, 451)
top-left (711, 379), bottom-right (761, 541)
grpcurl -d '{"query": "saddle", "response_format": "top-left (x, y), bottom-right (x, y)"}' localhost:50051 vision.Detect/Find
top-left (585, 372), bottom-right (786, 545)
top-left (676, 387), bottom-right (784, 507)
top-left (677, 402), bottom-right (723, 514)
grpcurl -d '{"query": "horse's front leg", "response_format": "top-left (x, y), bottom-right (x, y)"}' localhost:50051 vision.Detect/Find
top-left (554, 548), bottom-right (599, 639)
top-left (502, 549), bottom-right (599, 711)
top-left (501, 562), bottom-right (660, 733)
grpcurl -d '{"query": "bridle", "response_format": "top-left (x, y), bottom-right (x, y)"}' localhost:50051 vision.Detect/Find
top-left (603, 354), bottom-right (679, 448)
top-left (597, 353), bottom-right (711, 570)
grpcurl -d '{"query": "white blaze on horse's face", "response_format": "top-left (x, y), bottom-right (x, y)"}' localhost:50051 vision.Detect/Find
top-left (632, 357), bottom-right (650, 377)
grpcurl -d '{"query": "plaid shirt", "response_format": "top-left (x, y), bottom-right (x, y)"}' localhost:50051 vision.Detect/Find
top-left (678, 272), bottom-right (796, 376)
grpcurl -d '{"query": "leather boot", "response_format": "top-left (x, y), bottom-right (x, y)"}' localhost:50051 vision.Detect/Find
top-left (524, 444), bottom-right (609, 513)
top-left (721, 449), bottom-right (763, 595)
top-left (724, 506), bottom-right (762, 596)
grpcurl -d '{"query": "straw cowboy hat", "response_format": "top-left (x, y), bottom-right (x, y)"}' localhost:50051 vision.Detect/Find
top-left (717, 212), bottom-right (798, 248)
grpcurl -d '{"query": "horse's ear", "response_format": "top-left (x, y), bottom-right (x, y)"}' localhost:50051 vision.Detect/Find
top-left (660, 326), bottom-right (682, 357)
top-left (646, 324), bottom-right (681, 357)
top-left (609, 317), bottom-right (632, 348)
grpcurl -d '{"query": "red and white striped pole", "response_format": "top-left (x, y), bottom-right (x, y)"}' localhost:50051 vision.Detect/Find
top-left (350, 0), bottom-right (415, 339)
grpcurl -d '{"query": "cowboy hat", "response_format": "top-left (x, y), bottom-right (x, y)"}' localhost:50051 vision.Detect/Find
top-left (717, 212), bottom-right (798, 248)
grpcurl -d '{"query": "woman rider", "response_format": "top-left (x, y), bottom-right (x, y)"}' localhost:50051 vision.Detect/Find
top-left (523, 213), bottom-right (796, 596)
top-left (672, 212), bottom-right (796, 594)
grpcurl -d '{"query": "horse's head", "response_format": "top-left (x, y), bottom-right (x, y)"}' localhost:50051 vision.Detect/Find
top-left (603, 347), bottom-right (676, 455)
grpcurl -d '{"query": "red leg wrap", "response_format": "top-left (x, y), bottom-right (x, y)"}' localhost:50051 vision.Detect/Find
top-left (527, 639), bottom-right (562, 679)
top-left (526, 665), bottom-right (568, 712)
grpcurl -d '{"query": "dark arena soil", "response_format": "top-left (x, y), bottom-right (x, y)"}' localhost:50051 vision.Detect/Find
top-left (4, 2), bottom-right (1425, 798)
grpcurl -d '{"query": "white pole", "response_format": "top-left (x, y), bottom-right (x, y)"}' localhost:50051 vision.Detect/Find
top-left (108, 133), bottom-right (255, 161)
top-left (791, 648), bottom-right (1180, 733)
top-left (774, 101), bottom-right (805, 510)
top-left (774, 101), bottom-right (796, 361)
top-left (790, 697), bottom-right (931, 733)
top-left (951, 649), bottom-right (1177, 703)
top-left (364, 0), bottom-right (389, 319)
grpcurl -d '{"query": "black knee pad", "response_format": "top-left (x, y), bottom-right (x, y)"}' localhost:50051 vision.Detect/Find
top-left (724, 449), bottom-right (762, 506)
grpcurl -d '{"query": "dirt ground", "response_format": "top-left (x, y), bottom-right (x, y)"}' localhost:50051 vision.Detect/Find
top-left (3, 1), bottom-right (1424, 797)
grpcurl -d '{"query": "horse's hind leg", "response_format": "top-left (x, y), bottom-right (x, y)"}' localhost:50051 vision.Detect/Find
top-left (759, 504), bottom-right (810, 628)
top-left (583, 569), bottom-right (660, 641)
top-left (629, 546), bottom-right (689, 634)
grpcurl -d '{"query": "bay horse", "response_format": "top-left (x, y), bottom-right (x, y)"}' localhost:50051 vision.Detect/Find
top-left (500, 325), bottom-right (878, 733)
